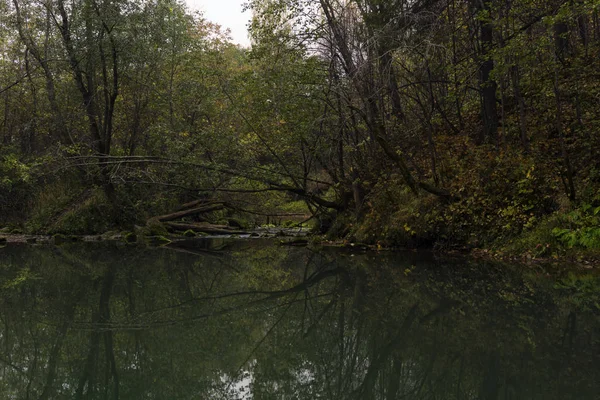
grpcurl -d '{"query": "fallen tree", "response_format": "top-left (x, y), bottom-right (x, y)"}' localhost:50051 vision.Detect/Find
top-left (154, 203), bottom-right (225, 222)
top-left (164, 222), bottom-right (248, 235)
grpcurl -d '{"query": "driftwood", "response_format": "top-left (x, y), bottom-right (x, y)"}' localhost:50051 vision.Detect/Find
top-left (165, 222), bottom-right (248, 235)
top-left (155, 204), bottom-right (224, 222)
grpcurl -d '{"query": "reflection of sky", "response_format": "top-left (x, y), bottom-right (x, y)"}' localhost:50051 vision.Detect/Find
top-left (185, 0), bottom-right (251, 47)
top-left (213, 362), bottom-right (318, 399)
top-left (215, 369), bottom-right (254, 399)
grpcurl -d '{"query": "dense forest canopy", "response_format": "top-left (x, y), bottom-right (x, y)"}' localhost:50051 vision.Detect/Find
top-left (0, 0), bottom-right (599, 253)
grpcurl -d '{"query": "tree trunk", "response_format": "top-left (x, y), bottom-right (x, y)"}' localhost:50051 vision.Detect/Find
top-left (473, 0), bottom-right (498, 145)
top-left (165, 222), bottom-right (247, 235)
top-left (154, 204), bottom-right (224, 222)
top-left (511, 65), bottom-right (529, 152)
top-left (553, 64), bottom-right (576, 202)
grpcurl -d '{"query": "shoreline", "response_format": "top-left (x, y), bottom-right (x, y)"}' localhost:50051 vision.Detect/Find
top-left (2, 232), bottom-right (597, 272)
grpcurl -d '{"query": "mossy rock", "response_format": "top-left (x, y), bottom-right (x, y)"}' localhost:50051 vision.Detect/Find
top-left (101, 231), bottom-right (122, 241)
top-left (123, 231), bottom-right (137, 243)
top-left (145, 218), bottom-right (169, 236)
top-left (183, 229), bottom-right (197, 237)
top-left (227, 218), bottom-right (248, 229)
top-left (52, 234), bottom-right (68, 245)
top-left (145, 236), bottom-right (171, 246)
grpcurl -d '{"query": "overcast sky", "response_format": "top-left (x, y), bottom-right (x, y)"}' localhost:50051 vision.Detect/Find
top-left (185, 0), bottom-right (251, 47)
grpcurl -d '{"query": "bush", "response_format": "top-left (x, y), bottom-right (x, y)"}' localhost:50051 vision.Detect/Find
top-left (0, 153), bottom-right (34, 225)
top-left (552, 203), bottom-right (600, 250)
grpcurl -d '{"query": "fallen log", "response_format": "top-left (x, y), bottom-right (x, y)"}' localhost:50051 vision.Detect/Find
top-left (155, 204), bottom-right (224, 222)
top-left (165, 222), bottom-right (248, 235)
top-left (175, 200), bottom-right (224, 212)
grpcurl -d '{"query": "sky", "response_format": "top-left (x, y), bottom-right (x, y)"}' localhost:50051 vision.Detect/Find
top-left (185, 0), bottom-right (251, 47)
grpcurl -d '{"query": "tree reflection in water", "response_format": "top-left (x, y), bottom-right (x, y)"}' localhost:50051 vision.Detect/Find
top-left (0, 240), bottom-right (598, 399)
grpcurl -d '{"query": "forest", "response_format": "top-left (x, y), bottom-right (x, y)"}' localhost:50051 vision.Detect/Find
top-left (0, 0), bottom-right (599, 259)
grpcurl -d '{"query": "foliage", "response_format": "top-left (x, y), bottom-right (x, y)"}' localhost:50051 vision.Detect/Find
top-left (0, 0), bottom-right (599, 260)
top-left (0, 152), bottom-right (35, 224)
top-left (552, 202), bottom-right (600, 250)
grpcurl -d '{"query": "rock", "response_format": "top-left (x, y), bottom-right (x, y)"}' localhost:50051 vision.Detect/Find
top-left (52, 234), bottom-right (68, 245)
top-left (123, 232), bottom-right (137, 243)
top-left (145, 218), bottom-right (169, 236)
top-left (145, 236), bottom-right (171, 246)
top-left (227, 218), bottom-right (246, 229)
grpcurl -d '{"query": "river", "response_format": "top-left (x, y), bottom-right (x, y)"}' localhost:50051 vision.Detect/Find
top-left (0, 239), bottom-right (598, 399)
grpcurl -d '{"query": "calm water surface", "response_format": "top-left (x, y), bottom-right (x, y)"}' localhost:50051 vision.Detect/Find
top-left (0, 239), bottom-right (598, 399)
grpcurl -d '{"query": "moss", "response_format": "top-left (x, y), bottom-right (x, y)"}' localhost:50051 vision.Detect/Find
top-left (35, 188), bottom-right (116, 235)
top-left (145, 236), bottom-right (171, 246)
top-left (123, 231), bottom-right (137, 243)
top-left (227, 218), bottom-right (248, 229)
top-left (183, 229), bottom-right (197, 237)
top-left (101, 231), bottom-right (122, 241)
top-left (145, 218), bottom-right (169, 236)
top-left (26, 180), bottom-right (84, 234)
top-left (280, 200), bottom-right (310, 213)
top-left (52, 234), bottom-right (68, 245)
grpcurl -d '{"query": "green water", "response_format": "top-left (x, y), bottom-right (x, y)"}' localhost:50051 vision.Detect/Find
top-left (0, 239), bottom-right (598, 399)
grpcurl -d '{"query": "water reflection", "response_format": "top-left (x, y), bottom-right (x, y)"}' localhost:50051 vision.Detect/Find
top-left (0, 240), bottom-right (598, 399)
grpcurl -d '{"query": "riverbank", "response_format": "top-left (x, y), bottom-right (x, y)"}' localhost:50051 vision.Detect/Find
top-left (2, 227), bottom-right (597, 272)
top-left (0, 226), bottom-right (310, 246)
